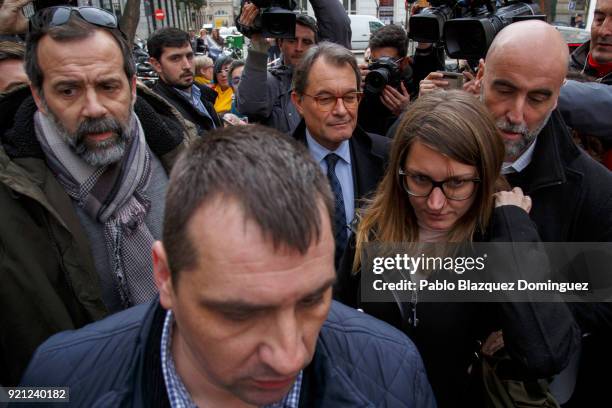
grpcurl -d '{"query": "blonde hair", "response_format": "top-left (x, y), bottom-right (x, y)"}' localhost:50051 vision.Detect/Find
top-left (194, 55), bottom-right (213, 75)
top-left (353, 90), bottom-right (506, 272)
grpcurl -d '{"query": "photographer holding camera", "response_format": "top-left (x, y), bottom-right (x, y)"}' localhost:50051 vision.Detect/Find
top-left (235, 0), bottom-right (350, 133)
top-left (358, 23), bottom-right (444, 136)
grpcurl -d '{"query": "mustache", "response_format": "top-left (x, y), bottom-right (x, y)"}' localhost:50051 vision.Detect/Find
top-left (496, 118), bottom-right (529, 135)
top-left (76, 116), bottom-right (124, 143)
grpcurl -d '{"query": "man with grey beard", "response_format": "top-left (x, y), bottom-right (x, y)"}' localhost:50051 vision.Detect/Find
top-left (474, 20), bottom-right (612, 241)
top-left (420, 20), bottom-right (612, 406)
top-left (0, 7), bottom-right (195, 386)
top-left (475, 21), bottom-right (612, 407)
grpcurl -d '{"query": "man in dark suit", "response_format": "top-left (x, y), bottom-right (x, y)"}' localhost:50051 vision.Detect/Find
top-left (147, 27), bottom-right (221, 136)
top-left (291, 42), bottom-right (390, 268)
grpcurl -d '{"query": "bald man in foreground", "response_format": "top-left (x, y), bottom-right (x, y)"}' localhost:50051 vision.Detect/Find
top-left (476, 21), bottom-right (612, 407)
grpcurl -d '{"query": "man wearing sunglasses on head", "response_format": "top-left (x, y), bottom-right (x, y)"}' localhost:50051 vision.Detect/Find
top-left (0, 5), bottom-right (196, 385)
top-left (290, 42), bottom-right (391, 269)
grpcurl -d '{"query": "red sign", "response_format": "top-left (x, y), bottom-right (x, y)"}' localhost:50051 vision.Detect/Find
top-left (154, 9), bottom-right (165, 20)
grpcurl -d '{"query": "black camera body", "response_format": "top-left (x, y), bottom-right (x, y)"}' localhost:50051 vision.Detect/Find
top-left (408, 0), bottom-right (541, 59)
top-left (365, 57), bottom-right (403, 95)
top-left (237, 0), bottom-right (298, 39)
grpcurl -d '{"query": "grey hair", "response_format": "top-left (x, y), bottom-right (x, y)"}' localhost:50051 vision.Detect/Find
top-left (292, 41), bottom-right (361, 95)
top-left (163, 124), bottom-right (334, 282)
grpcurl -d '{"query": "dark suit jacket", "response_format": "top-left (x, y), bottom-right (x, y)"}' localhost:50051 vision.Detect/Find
top-left (152, 81), bottom-right (221, 136)
top-left (291, 119), bottom-right (391, 212)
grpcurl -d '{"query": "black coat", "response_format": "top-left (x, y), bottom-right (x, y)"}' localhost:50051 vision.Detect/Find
top-left (152, 80), bottom-right (221, 136)
top-left (334, 205), bottom-right (579, 408)
top-left (505, 110), bottom-right (612, 407)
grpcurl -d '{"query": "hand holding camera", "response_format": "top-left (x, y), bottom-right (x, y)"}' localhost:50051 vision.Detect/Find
top-left (419, 71), bottom-right (470, 98)
top-left (0, 0), bottom-right (32, 34)
top-left (363, 56), bottom-right (411, 116)
top-left (238, 2), bottom-right (269, 49)
top-left (236, 0), bottom-right (298, 39)
top-left (380, 82), bottom-right (410, 116)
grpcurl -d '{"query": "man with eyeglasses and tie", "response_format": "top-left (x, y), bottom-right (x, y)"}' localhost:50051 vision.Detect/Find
top-left (290, 42), bottom-right (391, 269)
top-left (0, 5), bottom-right (196, 385)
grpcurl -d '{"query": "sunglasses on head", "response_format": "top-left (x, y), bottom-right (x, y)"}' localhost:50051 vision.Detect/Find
top-left (29, 6), bottom-right (118, 33)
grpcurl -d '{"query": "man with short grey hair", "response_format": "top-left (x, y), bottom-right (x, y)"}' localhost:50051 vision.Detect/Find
top-left (290, 42), bottom-right (390, 268)
top-left (0, 6), bottom-right (194, 385)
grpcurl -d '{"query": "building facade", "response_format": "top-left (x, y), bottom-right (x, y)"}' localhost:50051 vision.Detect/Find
top-left (83, 0), bottom-right (206, 40)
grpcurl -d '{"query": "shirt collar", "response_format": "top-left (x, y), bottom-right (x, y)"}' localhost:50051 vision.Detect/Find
top-left (161, 310), bottom-right (197, 408)
top-left (502, 137), bottom-right (538, 175)
top-left (160, 310), bottom-right (302, 408)
top-left (175, 84), bottom-right (198, 100)
top-left (305, 129), bottom-right (351, 166)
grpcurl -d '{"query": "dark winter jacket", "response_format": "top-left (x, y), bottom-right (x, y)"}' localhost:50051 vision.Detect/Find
top-left (0, 84), bottom-right (196, 386)
top-left (569, 41), bottom-right (612, 85)
top-left (152, 80), bottom-right (221, 136)
top-left (21, 300), bottom-right (437, 407)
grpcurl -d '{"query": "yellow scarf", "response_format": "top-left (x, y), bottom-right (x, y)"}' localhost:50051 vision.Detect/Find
top-left (213, 85), bottom-right (234, 114)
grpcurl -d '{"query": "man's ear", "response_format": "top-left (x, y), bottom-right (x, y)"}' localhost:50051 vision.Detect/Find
top-left (30, 85), bottom-right (47, 114)
top-left (130, 75), bottom-right (137, 103)
top-left (476, 58), bottom-right (486, 81)
top-left (291, 91), bottom-right (304, 116)
top-left (149, 57), bottom-right (162, 74)
top-left (152, 241), bottom-right (174, 310)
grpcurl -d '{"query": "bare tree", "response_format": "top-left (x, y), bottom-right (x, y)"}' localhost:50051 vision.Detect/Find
top-left (120, 0), bottom-right (141, 44)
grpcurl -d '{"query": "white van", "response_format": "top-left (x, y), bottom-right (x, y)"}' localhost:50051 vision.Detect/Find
top-left (349, 15), bottom-right (385, 51)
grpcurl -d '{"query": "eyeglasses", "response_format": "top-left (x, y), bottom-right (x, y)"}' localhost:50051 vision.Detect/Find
top-left (398, 170), bottom-right (481, 201)
top-left (231, 76), bottom-right (241, 85)
top-left (29, 6), bottom-right (118, 33)
top-left (301, 91), bottom-right (363, 112)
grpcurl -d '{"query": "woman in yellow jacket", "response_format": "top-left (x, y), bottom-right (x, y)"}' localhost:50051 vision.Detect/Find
top-left (212, 55), bottom-right (234, 115)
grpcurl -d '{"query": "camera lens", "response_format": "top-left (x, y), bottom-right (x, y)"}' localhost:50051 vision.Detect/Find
top-left (365, 68), bottom-right (390, 94)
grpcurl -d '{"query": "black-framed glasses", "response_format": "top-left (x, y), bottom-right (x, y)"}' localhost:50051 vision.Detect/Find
top-left (301, 91), bottom-right (363, 112)
top-left (29, 6), bottom-right (118, 33)
top-left (398, 170), bottom-right (481, 201)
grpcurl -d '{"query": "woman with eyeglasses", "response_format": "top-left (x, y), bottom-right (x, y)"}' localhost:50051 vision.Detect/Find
top-left (212, 54), bottom-right (234, 115)
top-left (227, 60), bottom-right (248, 122)
top-left (335, 90), bottom-right (577, 407)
